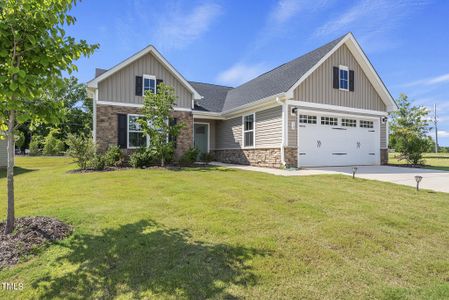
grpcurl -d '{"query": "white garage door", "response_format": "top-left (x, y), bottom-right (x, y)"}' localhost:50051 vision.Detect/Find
top-left (297, 113), bottom-right (380, 167)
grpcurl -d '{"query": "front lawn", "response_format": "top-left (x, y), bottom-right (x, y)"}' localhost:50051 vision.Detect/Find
top-left (1, 157), bottom-right (449, 299)
top-left (389, 152), bottom-right (449, 171)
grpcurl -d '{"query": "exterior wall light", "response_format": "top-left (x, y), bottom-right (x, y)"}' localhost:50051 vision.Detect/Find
top-left (415, 176), bottom-right (423, 191)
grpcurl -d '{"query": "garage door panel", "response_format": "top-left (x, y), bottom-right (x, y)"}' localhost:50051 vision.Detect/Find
top-left (298, 113), bottom-right (380, 167)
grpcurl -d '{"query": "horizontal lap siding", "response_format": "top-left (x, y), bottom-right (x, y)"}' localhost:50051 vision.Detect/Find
top-left (380, 122), bottom-right (387, 149)
top-left (255, 106), bottom-right (282, 147)
top-left (215, 117), bottom-right (242, 149)
top-left (293, 44), bottom-right (386, 112)
top-left (288, 105), bottom-right (297, 147)
top-left (98, 52), bottom-right (192, 108)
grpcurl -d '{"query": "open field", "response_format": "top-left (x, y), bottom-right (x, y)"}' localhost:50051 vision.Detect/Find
top-left (389, 152), bottom-right (449, 171)
top-left (0, 157), bottom-right (449, 299)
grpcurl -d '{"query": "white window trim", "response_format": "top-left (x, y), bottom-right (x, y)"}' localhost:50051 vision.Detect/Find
top-left (242, 113), bottom-right (256, 149)
top-left (127, 114), bottom-right (149, 149)
top-left (339, 65), bottom-right (349, 91)
top-left (193, 122), bottom-right (210, 153)
top-left (142, 74), bottom-right (156, 95)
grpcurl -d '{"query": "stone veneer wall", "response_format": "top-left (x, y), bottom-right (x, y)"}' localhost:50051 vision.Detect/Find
top-left (96, 104), bottom-right (193, 158)
top-left (213, 148), bottom-right (283, 168)
top-left (284, 147), bottom-right (297, 168)
top-left (380, 149), bottom-right (388, 165)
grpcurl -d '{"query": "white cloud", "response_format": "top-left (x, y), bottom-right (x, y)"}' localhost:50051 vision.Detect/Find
top-left (315, 0), bottom-right (428, 42)
top-left (403, 73), bottom-right (449, 87)
top-left (216, 63), bottom-right (269, 86)
top-left (270, 0), bottom-right (303, 24)
top-left (154, 3), bottom-right (222, 49)
top-left (438, 130), bottom-right (449, 138)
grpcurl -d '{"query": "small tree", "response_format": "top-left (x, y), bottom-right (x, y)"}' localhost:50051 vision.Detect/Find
top-left (0, 0), bottom-right (98, 233)
top-left (389, 94), bottom-right (431, 165)
top-left (138, 83), bottom-right (183, 167)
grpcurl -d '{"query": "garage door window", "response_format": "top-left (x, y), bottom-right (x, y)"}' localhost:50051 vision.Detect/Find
top-left (299, 115), bottom-right (317, 124)
top-left (342, 118), bottom-right (356, 127)
top-left (243, 113), bottom-right (255, 148)
top-left (360, 120), bottom-right (374, 128)
top-left (321, 117), bottom-right (338, 126)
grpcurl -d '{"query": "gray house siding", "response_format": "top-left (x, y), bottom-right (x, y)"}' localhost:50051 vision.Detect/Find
top-left (380, 122), bottom-right (387, 149)
top-left (293, 44), bottom-right (386, 112)
top-left (0, 140), bottom-right (6, 167)
top-left (98, 52), bottom-right (193, 109)
top-left (215, 106), bottom-right (282, 150)
top-left (255, 106), bottom-right (282, 148)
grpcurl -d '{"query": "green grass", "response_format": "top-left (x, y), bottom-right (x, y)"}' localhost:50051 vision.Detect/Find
top-left (389, 152), bottom-right (449, 171)
top-left (1, 157), bottom-right (449, 299)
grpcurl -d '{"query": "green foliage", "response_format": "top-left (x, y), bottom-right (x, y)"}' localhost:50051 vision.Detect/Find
top-left (129, 148), bottom-right (157, 168)
top-left (103, 145), bottom-right (125, 167)
top-left (15, 131), bottom-right (25, 149)
top-left (86, 155), bottom-right (106, 171)
top-left (65, 134), bottom-right (96, 170)
top-left (199, 152), bottom-right (214, 164)
top-left (42, 128), bottom-right (65, 156)
top-left (29, 136), bottom-right (44, 156)
top-left (179, 147), bottom-right (200, 166)
top-left (389, 94), bottom-right (431, 165)
top-left (138, 83), bottom-right (183, 166)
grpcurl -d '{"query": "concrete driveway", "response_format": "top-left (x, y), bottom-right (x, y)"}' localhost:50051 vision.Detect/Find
top-left (211, 162), bottom-right (449, 193)
top-left (308, 166), bottom-right (449, 193)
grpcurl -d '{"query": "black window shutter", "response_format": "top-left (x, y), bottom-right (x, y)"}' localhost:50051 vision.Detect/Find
top-left (349, 70), bottom-right (355, 92)
top-left (156, 79), bottom-right (164, 94)
top-left (169, 118), bottom-right (177, 147)
top-left (333, 67), bottom-right (339, 89)
top-left (117, 114), bottom-right (127, 149)
top-left (135, 76), bottom-right (143, 96)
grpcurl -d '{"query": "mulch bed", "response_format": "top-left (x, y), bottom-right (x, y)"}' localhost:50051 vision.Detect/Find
top-left (0, 217), bottom-right (72, 268)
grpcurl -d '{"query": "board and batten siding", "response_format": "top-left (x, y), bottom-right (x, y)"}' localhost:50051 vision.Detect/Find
top-left (98, 52), bottom-right (193, 108)
top-left (293, 44), bottom-right (386, 112)
top-left (0, 140), bottom-right (7, 167)
top-left (215, 106), bottom-right (282, 149)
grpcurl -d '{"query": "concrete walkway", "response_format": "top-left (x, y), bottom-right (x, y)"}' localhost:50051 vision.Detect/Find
top-left (210, 162), bottom-right (449, 193)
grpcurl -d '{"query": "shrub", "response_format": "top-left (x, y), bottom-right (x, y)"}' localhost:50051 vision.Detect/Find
top-left (199, 152), bottom-right (214, 164)
top-left (29, 136), bottom-right (44, 156)
top-left (86, 154), bottom-right (106, 171)
top-left (103, 145), bottom-right (125, 167)
top-left (179, 147), bottom-right (199, 166)
top-left (43, 129), bottom-right (65, 156)
top-left (129, 148), bottom-right (157, 168)
top-left (66, 134), bottom-right (96, 170)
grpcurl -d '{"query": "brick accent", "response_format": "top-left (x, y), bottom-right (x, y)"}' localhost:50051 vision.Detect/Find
top-left (380, 148), bottom-right (388, 165)
top-left (213, 148), bottom-right (283, 168)
top-left (95, 104), bottom-right (193, 158)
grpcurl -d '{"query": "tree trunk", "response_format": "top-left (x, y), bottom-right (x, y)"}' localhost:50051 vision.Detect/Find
top-left (4, 110), bottom-right (15, 234)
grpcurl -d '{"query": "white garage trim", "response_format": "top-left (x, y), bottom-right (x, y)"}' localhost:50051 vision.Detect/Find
top-left (287, 100), bottom-right (388, 116)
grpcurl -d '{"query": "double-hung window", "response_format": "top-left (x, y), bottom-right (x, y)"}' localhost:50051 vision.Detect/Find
top-left (339, 66), bottom-right (349, 91)
top-left (128, 114), bottom-right (148, 148)
top-left (143, 74), bottom-right (156, 95)
top-left (243, 113), bottom-right (255, 148)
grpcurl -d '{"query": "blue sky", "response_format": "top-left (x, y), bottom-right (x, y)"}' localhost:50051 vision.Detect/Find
top-left (67, 0), bottom-right (449, 146)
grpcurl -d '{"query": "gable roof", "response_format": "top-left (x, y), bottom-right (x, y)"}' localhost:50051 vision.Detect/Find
top-left (189, 81), bottom-right (232, 112)
top-left (87, 45), bottom-right (201, 100)
top-left (221, 34), bottom-right (347, 112)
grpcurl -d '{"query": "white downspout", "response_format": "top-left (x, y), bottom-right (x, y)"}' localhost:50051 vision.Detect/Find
top-left (276, 97), bottom-right (286, 167)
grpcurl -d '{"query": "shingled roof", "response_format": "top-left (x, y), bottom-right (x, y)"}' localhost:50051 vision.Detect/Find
top-left (192, 34), bottom-right (347, 113)
top-left (189, 81), bottom-right (232, 113)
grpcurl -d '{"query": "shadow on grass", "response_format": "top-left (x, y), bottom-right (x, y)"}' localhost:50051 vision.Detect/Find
top-left (0, 166), bottom-right (36, 179)
top-left (33, 220), bottom-right (268, 299)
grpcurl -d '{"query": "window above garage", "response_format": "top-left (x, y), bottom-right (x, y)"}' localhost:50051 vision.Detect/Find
top-left (333, 66), bottom-right (354, 92)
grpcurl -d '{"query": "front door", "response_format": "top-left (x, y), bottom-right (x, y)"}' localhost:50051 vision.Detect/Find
top-left (194, 123), bottom-right (209, 157)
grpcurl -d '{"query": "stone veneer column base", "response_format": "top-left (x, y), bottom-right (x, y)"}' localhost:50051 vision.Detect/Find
top-left (213, 148), bottom-right (286, 168)
top-left (96, 104), bottom-right (193, 158)
top-left (380, 149), bottom-right (388, 165)
top-left (284, 147), bottom-right (298, 168)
